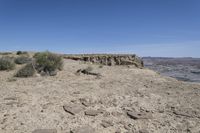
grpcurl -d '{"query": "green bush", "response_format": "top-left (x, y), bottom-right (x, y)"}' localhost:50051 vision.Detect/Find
top-left (15, 63), bottom-right (35, 77)
top-left (15, 56), bottom-right (32, 64)
top-left (16, 51), bottom-right (28, 55)
top-left (0, 57), bottom-right (15, 70)
top-left (34, 52), bottom-right (63, 73)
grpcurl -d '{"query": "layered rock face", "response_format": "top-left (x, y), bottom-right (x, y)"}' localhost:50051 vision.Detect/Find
top-left (64, 54), bottom-right (144, 68)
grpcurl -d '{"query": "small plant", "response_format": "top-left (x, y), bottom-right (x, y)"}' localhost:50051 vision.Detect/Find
top-left (15, 56), bottom-right (32, 64)
top-left (0, 57), bottom-right (15, 70)
top-left (34, 51), bottom-right (63, 74)
top-left (15, 63), bottom-right (35, 77)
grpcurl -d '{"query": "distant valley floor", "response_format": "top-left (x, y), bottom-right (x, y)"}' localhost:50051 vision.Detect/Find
top-left (143, 57), bottom-right (200, 83)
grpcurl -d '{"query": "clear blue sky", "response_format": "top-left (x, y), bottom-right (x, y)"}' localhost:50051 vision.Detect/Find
top-left (0, 0), bottom-right (200, 57)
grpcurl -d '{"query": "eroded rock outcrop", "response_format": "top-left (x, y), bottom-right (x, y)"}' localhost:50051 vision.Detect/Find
top-left (64, 54), bottom-right (143, 68)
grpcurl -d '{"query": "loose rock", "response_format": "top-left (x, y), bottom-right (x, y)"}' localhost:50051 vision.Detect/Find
top-left (127, 111), bottom-right (152, 120)
top-left (139, 129), bottom-right (149, 133)
top-left (85, 109), bottom-right (99, 116)
top-left (49, 71), bottom-right (57, 76)
top-left (71, 126), bottom-right (95, 133)
top-left (63, 104), bottom-right (85, 115)
top-left (32, 129), bottom-right (57, 133)
top-left (4, 97), bottom-right (17, 100)
top-left (80, 98), bottom-right (93, 107)
top-left (111, 111), bottom-right (123, 117)
top-left (101, 120), bottom-right (114, 128)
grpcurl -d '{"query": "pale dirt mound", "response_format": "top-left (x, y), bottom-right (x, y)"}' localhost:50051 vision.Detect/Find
top-left (0, 59), bottom-right (200, 133)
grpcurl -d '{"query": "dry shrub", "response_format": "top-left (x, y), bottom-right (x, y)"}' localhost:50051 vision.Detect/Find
top-left (0, 57), bottom-right (15, 71)
top-left (15, 56), bottom-right (32, 64)
top-left (15, 63), bottom-right (35, 77)
top-left (34, 51), bottom-right (63, 74)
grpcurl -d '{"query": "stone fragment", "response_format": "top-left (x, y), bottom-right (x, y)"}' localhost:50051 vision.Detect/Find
top-left (124, 124), bottom-right (131, 130)
top-left (80, 98), bottom-right (92, 107)
top-left (85, 109), bottom-right (99, 116)
top-left (139, 129), bottom-right (149, 133)
top-left (71, 126), bottom-right (95, 133)
top-left (40, 71), bottom-right (49, 76)
top-left (172, 107), bottom-right (200, 118)
top-left (4, 97), bottom-right (17, 100)
top-left (82, 101), bottom-right (91, 107)
top-left (63, 104), bottom-right (84, 115)
top-left (111, 111), bottom-right (123, 117)
top-left (32, 129), bottom-right (57, 133)
top-left (49, 71), bottom-right (57, 76)
top-left (6, 101), bottom-right (19, 105)
top-left (97, 108), bottom-right (106, 113)
top-left (127, 111), bottom-right (152, 120)
top-left (73, 91), bottom-right (80, 94)
top-left (103, 112), bottom-right (110, 117)
top-left (115, 128), bottom-right (121, 133)
top-left (101, 120), bottom-right (114, 128)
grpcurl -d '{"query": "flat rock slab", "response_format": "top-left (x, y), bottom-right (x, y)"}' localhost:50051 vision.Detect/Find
top-left (101, 120), bottom-right (114, 128)
top-left (127, 111), bottom-right (152, 120)
top-left (32, 129), bottom-right (57, 133)
top-left (139, 129), bottom-right (149, 133)
top-left (85, 109), bottom-right (99, 116)
top-left (173, 107), bottom-right (200, 118)
top-left (71, 126), bottom-right (95, 133)
top-left (63, 104), bottom-right (85, 115)
top-left (4, 97), bottom-right (17, 100)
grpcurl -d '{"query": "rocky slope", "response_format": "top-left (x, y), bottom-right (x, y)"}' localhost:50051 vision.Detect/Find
top-left (0, 58), bottom-right (200, 133)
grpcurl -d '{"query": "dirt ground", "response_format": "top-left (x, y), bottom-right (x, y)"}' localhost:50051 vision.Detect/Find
top-left (0, 59), bottom-right (200, 133)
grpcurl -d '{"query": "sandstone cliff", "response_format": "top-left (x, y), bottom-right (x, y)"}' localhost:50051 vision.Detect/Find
top-left (64, 54), bottom-right (144, 68)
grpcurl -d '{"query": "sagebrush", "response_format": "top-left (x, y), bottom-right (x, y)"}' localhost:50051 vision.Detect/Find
top-left (34, 51), bottom-right (63, 73)
top-left (15, 63), bottom-right (35, 77)
top-left (0, 57), bottom-right (15, 70)
top-left (16, 51), bottom-right (28, 55)
top-left (15, 56), bottom-right (32, 64)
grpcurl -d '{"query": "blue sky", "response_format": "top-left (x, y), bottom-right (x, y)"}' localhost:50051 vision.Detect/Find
top-left (0, 0), bottom-right (200, 57)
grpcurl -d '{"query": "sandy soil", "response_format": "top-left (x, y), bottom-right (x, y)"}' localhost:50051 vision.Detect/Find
top-left (0, 59), bottom-right (200, 133)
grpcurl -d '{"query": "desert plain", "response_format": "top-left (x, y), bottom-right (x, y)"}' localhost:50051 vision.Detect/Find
top-left (0, 53), bottom-right (200, 133)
